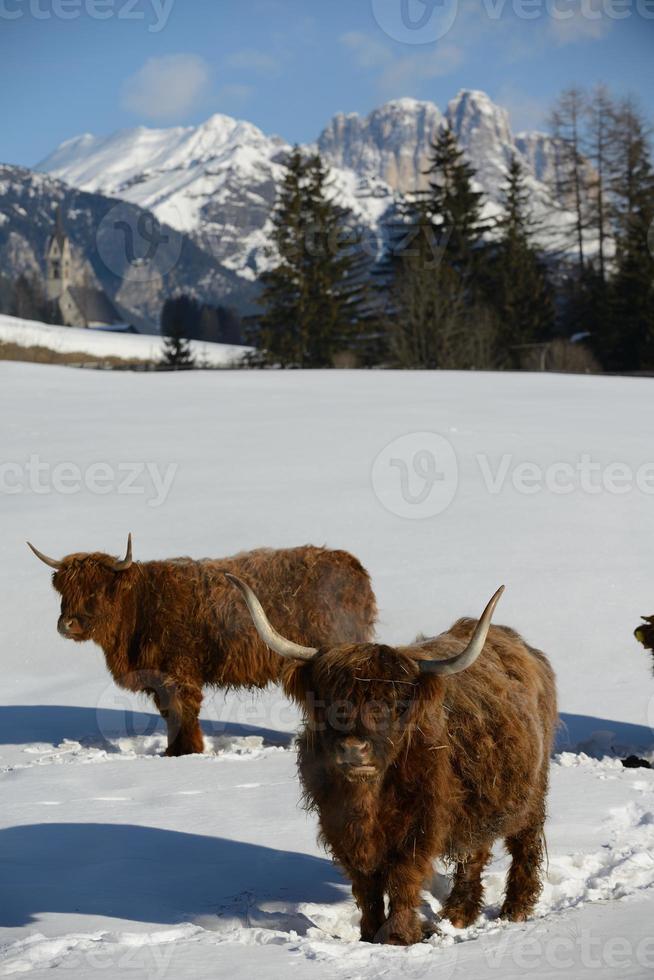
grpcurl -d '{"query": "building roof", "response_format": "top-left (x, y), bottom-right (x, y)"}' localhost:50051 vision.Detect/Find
top-left (66, 286), bottom-right (122, 326)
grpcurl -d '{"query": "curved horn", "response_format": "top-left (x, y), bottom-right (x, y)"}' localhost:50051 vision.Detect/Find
top-left (27, 541), bottom-right (62, 570)
top-left (225, 573), bottom-right (318, 662)
top-left (415, 586), bottom-right (505, 676)
top-left (109, 533), bottom-right (133, 572)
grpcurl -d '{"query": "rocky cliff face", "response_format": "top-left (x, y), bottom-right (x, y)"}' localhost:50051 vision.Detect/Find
top-left (318, 98), bottom-right (443, 192)
top-left (445, 90), bottom-right (516, 191)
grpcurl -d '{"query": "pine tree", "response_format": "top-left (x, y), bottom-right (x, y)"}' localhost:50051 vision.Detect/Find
top-left (422, 125), bottom-right (486, 276)
top-left (253, 147), bottom-right (369, 367)
top-left (380, 125), bottom-right (496, 369)
top-left (491, 156), bottom-right (555, 367)
top-left (11, 274), bottom-right (48, 322)
top-left (161, 298), bottom-right (196, 369)
top-left (382, 195), bottom-right (496, 370)
top-left (302, 153), bottom-right (370, 365)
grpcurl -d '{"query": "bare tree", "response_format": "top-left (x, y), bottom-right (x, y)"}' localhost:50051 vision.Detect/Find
top-left (585, 85), bottom-right (615, 284)
top-left (549, 87), bottom-right (591, 268)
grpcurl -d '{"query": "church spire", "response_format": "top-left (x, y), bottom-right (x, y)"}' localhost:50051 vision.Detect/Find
top-left (53, 204), bottom-right (67, 249)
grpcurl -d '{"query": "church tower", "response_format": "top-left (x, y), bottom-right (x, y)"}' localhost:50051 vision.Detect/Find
top-left (45, 206), bottom-right (72, 302)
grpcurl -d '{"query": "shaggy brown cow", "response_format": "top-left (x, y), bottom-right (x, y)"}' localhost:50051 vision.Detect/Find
top-left (227, 574), bottom-right (558, 945)
top-left (27, 536), bottom-right (376, 756)
top-left (635, 616), bottom-right (654, 665)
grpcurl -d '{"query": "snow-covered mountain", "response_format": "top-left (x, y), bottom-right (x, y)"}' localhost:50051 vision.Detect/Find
top-left (0, 164), bottom-right (254, 324)
top-left (38, 114), bottom-right (394, 281)
top-left (37, 90), bottom-right (572, 280)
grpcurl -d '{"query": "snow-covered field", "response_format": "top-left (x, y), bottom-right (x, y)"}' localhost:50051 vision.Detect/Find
top-left (0, 315), bottom-right (248, 368)
top-left (2, 362), bottom-right (654, 979)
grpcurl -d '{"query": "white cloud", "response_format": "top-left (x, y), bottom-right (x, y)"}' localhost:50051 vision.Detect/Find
top-left (547, 0), bottom-right (613, 44)
top-left (378, 46), bottom-right (464, 92)
top-left (122, 54), bottom-right (211, 121)
top-left (226, 49), bottom-right (282, 74)
top-left (340, 31), bottom-right (463, 95)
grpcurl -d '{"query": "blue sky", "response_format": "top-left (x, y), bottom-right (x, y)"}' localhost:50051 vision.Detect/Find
top-left (1, 0), bottom-right (652, 167)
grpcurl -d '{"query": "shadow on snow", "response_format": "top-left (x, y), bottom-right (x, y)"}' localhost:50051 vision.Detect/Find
top-left (0, 704), bottom-right (294, 749)
top-left (0, 823), bottom-right (346, 928)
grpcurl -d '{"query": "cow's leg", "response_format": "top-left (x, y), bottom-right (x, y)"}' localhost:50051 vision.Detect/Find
top-left (157, 680), bottom-right (204, 756)
top-left (500, 823), bottom-right (544, 922)
top-left (441, 847), bottom-right (491, 928)
top-left (377, 857), bottom-right (429, 945)
top-left (351, 871), bottom-right (385, 943)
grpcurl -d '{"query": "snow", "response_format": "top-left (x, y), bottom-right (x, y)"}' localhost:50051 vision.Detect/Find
top-left (0, 314), bottom-right (248, 368)
top-left (1, 363), bottom-right (654, 978)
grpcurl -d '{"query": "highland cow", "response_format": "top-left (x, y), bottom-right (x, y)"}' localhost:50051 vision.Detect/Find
top-left (227, 574), bottom-right (558, 945)
top-left (27, 536), bottom-right (376, 756)
top-left (635, 616), bottom-right (654, 665)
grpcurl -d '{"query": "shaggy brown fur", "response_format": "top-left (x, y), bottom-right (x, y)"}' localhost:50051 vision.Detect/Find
top-left (635, 616), bottom-right (654, 666)
top-left (34, 543), bottom-right (376, 756)
top-left (280, 618), bottom-right (558, 945)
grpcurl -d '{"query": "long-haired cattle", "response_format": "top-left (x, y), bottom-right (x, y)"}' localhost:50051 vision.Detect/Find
top-left (227, 574), bottom-right (558, 945)
top-left (28, 536), bottom-right (376, 756)
top-left (635, 616), bottom-right (654, 668)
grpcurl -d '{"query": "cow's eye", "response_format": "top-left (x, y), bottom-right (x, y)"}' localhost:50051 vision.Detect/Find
top-left (329, 702), bottom-right (353, 731)
top-left (363, 703), bottom-right (390, 726)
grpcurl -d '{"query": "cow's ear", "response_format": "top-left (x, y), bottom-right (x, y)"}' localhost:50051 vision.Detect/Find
top-left (280, 658), bottom-right (313, 704)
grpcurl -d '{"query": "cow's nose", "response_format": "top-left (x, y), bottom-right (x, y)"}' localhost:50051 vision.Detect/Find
top-left (338, 737), bottom-right (372, 766)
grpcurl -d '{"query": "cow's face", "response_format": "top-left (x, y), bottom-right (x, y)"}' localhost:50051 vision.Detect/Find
top-left (300, 645), bottom-right (422, 784)
top-left (28, 537), bottom-right (134, 644)
top-left (224, 571), bottom-right (504, 785)
top-left (635, 616), bottom-right (654, 653)
top-left (53, 557), bottom-right (122, 641)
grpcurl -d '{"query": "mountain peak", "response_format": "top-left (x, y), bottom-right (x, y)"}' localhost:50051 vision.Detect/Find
top-left (375, 97), bottom-right (437, 113)
top-left (36, 90), bottom-right (566, 282)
